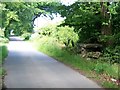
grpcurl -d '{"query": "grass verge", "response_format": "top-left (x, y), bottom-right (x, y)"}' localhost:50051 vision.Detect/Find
top-left (32, 37), bottom-right (119, 89)
top-left (0, 43), bottom-right (8, 89)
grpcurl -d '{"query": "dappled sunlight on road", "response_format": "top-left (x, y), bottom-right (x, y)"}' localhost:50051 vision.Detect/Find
top-left (8, 41), bottom-right (34, 52)
top-left (8, 37), bottom-right (35, 52)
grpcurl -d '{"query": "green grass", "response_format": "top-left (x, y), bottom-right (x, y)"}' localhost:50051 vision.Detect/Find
top-left (0, 67), bottom-right (6, 76)
top-left (0, 43), bottom-right (8, 75)
top-left (32, 37), bottom-right (119, 88)
top-left (102, 81), bottom-right (118, 88)
top-left (33, 38), bottom-right (95, 71)
top-left (0, 44), bottom-right (8, 61)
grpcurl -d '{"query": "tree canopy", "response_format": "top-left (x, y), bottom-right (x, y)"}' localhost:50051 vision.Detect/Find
top-left (58, 2), bottom-right (120, 45)
top-left (0, 1), bottom-right (62, 38)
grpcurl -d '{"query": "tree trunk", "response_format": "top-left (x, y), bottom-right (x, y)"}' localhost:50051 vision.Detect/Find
top-left (100, 2), bottom-right (113, 45)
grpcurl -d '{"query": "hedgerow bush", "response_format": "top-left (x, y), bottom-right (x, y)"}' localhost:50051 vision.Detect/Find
top-left (57, 26), bottom-right (79, 47)
top-left (34, 25), bottom-right (79, 48)
top-left (30, 33), bottom-right (41, 41)
top-left (21, 33), bottom-right (31, 40)
top-left (38, 25), bottom-right (57, 36)
top-left (0, 36), bottom-right (9, 43)
top-left (0, 28), bottom-right (9, 43)
top-left (36, 36), bottom-right (58, 48)
top-left (0, 28), bottom-right (4, 37)
top-left (0, 45), bottom-right (8, 61)
top-left (102, 46), bottom-right (120, 64)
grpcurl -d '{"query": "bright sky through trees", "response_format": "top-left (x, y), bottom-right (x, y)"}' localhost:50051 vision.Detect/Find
top-left (34, 0), bottom-right (78, 28)
top-left (34, 14), bottom-right (64, 28)
top-left (60, 0), bottom-right (78, 5)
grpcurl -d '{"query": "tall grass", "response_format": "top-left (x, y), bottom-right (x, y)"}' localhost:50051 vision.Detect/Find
top-left (0, 44), bottom-right (8, 75)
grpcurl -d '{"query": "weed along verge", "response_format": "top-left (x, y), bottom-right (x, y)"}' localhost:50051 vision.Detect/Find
top-left (0, 44), bottom-right (8, 89)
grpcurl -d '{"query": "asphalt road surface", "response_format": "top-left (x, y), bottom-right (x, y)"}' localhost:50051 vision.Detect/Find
top-left (4, 36), bottom-right (102, 88)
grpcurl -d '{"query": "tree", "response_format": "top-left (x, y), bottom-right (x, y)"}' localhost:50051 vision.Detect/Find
top-left (58, 1), bottom-right (120, 46)
top-left (1, 1), bottom-right (61, 38)
top-left (1, 2), bottom-right (39, 37)
top-left (59, 2), bottom-right (102, 43)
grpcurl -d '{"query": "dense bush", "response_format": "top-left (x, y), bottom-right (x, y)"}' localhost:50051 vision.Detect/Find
top-left (0, 28), bottom-right (4, 37)
top-left (0, 37), bottom-right (9, 43)
top-left (36, 36), bottom-right (58, 47)
top-left (21, 33), bottom-right (31, 40)
top-left (57, 26), bottom-right (79, 47)
top-left (101, 46), bottom-right (120, 64)
top-left (0, 44), bottom-right (8, 66)
top-left (35, 25), bottom-right (79, 47)
top-left (0, 44), bottom-right (8, 76)
top-left (0, 28), bottom-right (9, 43)
top-left (113, 32), bottom-right (120, 46)
top-left (34, 36), bottom-right (60, 54)
top-left (38, 25), bottom-right (57, 36)
top-left (30, 33), bottom-right (41, 41)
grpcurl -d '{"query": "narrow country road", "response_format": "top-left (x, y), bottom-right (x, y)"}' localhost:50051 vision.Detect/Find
top-left (4, 36), bottom-right (102, 88)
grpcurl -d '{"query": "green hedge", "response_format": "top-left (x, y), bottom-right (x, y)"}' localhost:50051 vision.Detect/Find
top-left (0, 45), bottom-right (8, 63)
top-left (21, 33), bottom-right (31, 40)
top-left (0, 44), bottom-right (8, 75)
top-left (0, 37), bottom-right (9, 43)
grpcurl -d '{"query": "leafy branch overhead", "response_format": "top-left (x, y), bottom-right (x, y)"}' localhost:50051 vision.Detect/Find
top-left (1, 1), bottom-right (61, 37)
